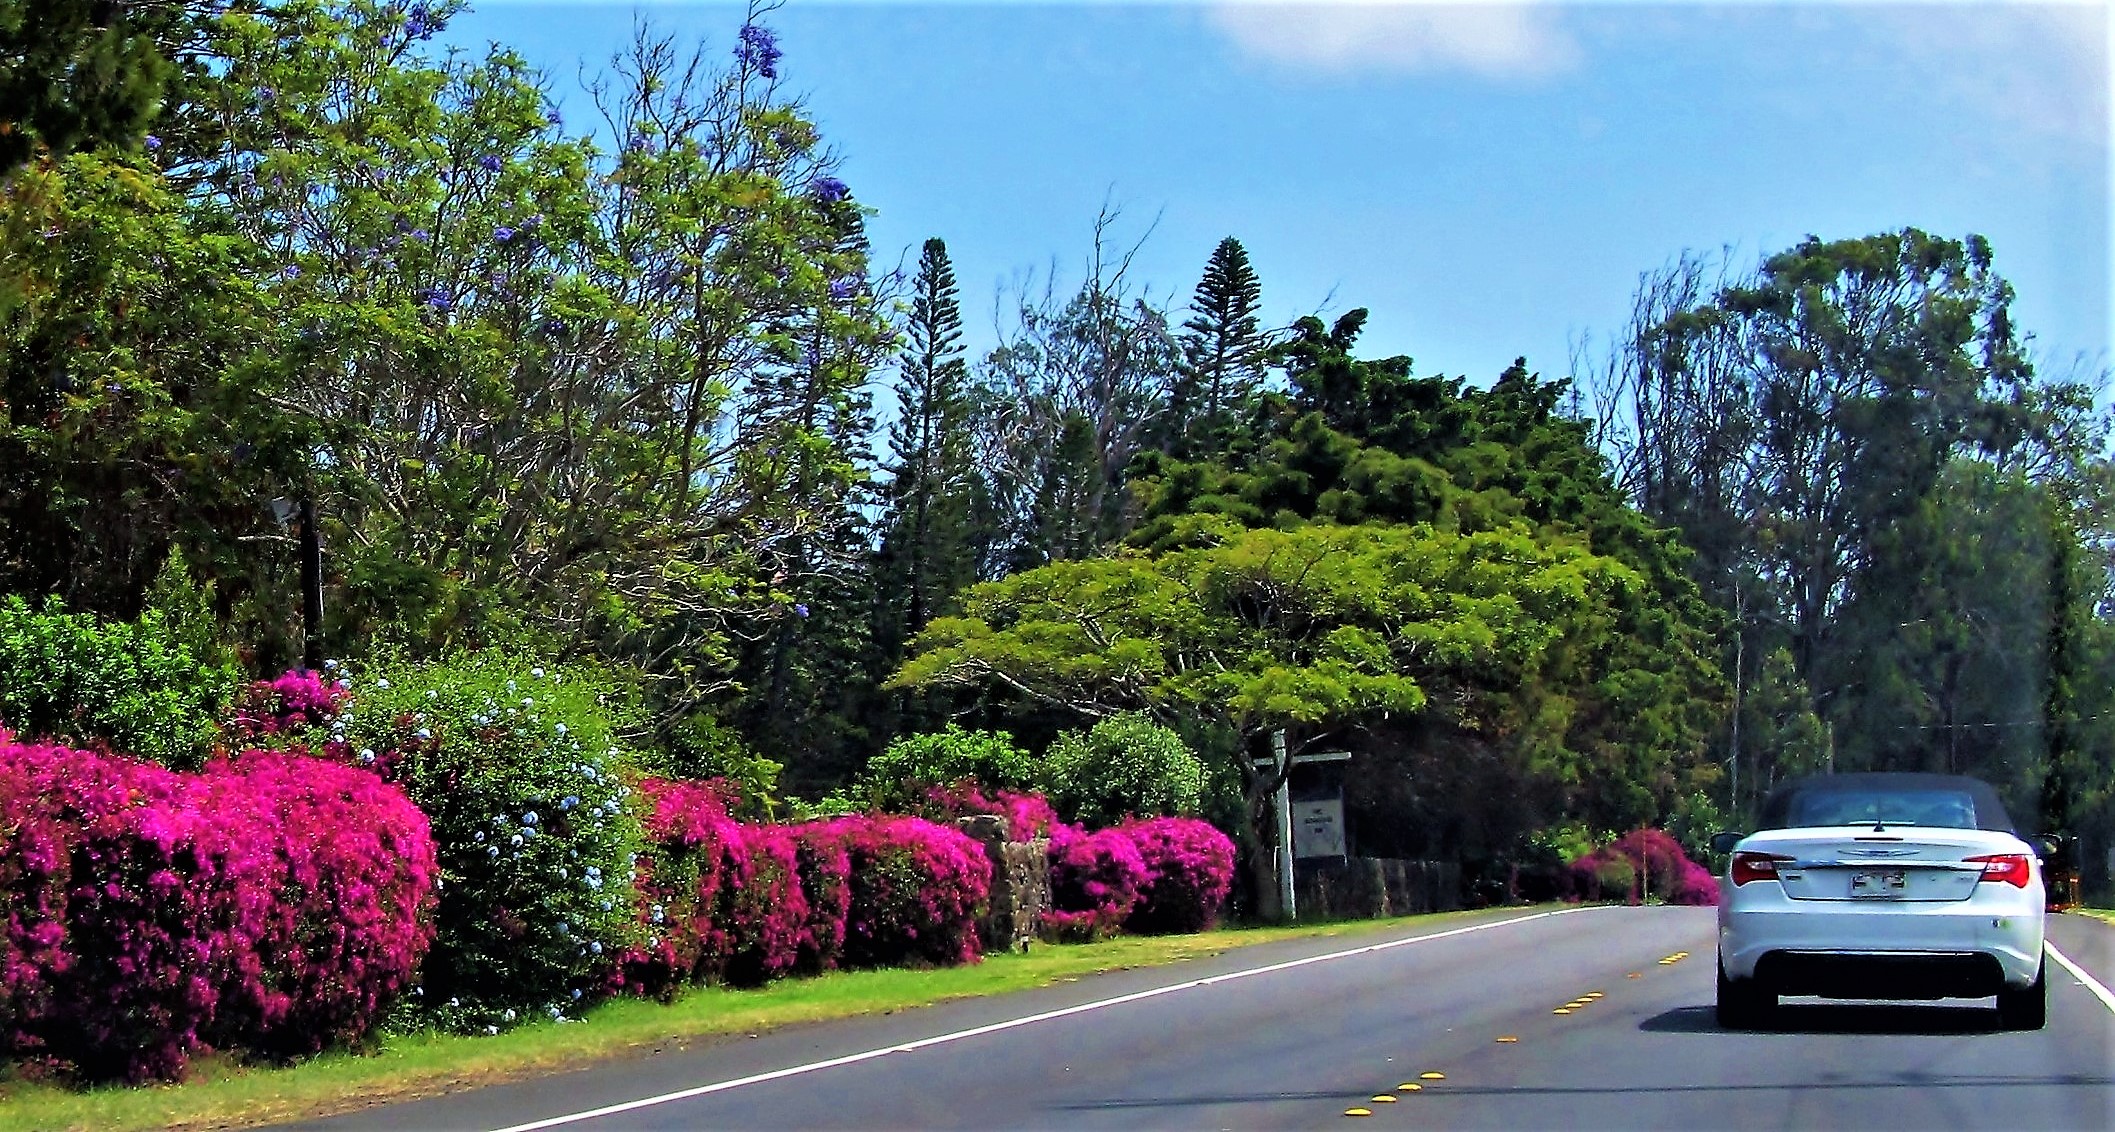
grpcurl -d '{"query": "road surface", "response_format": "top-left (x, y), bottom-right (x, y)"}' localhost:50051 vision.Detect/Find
top-left (299, 906), bottom-right (2115, 1131)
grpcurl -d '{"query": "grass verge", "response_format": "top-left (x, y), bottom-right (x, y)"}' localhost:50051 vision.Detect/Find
top-left (2070, 906), bottom-right (2115, 927)
top-left (0, 906), bottom-right (1513, 1132)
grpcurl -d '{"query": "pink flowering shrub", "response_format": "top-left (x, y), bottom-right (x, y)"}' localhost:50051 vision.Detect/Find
top-left (223, 669), bottom-right (349, 742)
top-left (1119, 817), bottom-right (1236, 934)
top-left (1040, 824), bottom-right (1148, 943)
top-left (615, 778), bottom-right (748, 998)
top-left (0, 736), bottom-right (435, 1083)
top-left (205, 749), bottom-right (437, 1059)
top-left (825, 816), bottom-right (990, 968)
top-left (917, 780), bottom-right (1058, 840)
top-left (1568, 828), bottom-right (1719, 906)
top-left (726, 824), bottom-right (807, 985)
top-left (788, 823), bottom-right (852, 973)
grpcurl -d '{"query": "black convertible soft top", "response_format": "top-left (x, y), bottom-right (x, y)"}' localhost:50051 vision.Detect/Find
top-left (1756, 772), bottom-right (2017, 834)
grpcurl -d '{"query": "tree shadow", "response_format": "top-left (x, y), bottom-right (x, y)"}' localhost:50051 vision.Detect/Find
top-left (1643, 1001), bottom-right (2004, 1035)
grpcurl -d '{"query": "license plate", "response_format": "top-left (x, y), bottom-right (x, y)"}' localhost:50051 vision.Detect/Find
top-left (1851, 870), bottom-right (1907, 898)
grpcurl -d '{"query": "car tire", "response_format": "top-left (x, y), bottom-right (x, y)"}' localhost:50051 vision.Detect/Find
top-left (1995, 962), bottom-right (2047, 1031)
top-left (1717, 958), bottom-right (1774, 1030)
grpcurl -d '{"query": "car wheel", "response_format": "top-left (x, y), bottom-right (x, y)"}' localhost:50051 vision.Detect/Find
top-left (1996, 962), bottom-right (2047, 1031)
top-left (1717, 958), bottom-right (1774, 1030)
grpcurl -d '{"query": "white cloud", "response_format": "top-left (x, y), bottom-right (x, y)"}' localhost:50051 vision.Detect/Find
top-left (1204, 1), bottom-right (1580, 80)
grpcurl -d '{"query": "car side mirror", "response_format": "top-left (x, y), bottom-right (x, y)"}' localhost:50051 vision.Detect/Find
top-left (1709, 830), bottom-right (1745, 855)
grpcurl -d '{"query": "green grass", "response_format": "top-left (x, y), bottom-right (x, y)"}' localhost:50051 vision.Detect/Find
top-left (0, 907), bottom-right (1507, 1132)
top-left (2070, 906), bottom-right (2115, 927)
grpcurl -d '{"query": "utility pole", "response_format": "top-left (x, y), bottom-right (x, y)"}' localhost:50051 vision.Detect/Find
top-left (298, 496), bottom-right (323, 671)
top-left (1273, 729), bottom-right (1295, 923)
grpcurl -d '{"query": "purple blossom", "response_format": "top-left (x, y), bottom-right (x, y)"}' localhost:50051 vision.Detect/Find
top-left (546, 109), bottom-right (564, 129)
top-left (828, 275), bottom-right (859, 301)
top-left (735, 22), bottom-right (781, 80)
top-left (143, 134), bottom-right (161, 151)
top-left (808, 175), bottom-right (849, 204)
top-left (257, 86), bottom-right (275, 102)
top-left (478, 154), bottom-right (503, 173)
top-left (404, 2), bottom-right (437, 42)
top-left (793, 603), bottom-right (809, 618)
top-left (626, 132), bottom-right (653, 153)
top-left (493, 226), bottom-right (516, 244)
top-left (417, 287), bottom-right (452, 312)
top-left (409, 228), bottom-right (430, 243)
top-left (280, 265), bottom-right (301, 280)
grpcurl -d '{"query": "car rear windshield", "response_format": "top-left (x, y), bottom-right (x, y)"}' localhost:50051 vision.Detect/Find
top-left (1784, 788), bottom-right (1979, 830)
top-left (1757, 774), bottom-right (2017, 833)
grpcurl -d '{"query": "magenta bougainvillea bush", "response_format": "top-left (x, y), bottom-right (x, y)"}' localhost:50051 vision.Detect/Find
top-left (1569, 828), bottom-right (1719, 906)
top-left (788, 822), bottom-right (852, 973)
top-left (0, 736), bottom-right (435, 1082)
top-left (917, 780), bottom-right (1058, 840)
top-left (1041, 824), bottom-right (1148, 943)
top-left (1118, 817), bottom-right (1236, 935)
top-left (726, 823), bottom-right (808, 985)
top-left (614, 777), bottom-right (749, 998)
top-left (223, 668), bottom-right (350, 742)
top-left (826, 815), bottom-right (990, 968)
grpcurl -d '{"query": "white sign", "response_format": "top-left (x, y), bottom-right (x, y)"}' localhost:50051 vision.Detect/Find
top-left (1293, 798), bottom-right (1345, 859)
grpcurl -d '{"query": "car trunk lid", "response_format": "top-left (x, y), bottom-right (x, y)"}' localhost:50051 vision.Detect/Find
top-left (1746, 827), bottom-right (2001, 902)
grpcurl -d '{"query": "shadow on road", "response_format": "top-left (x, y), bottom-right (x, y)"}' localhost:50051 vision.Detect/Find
top-left (1642, 1002), bottom-right (2005, 1035)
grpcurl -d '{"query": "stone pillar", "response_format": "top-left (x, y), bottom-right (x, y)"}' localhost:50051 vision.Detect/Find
top-left (956, 815), bottom-right (1050, 953)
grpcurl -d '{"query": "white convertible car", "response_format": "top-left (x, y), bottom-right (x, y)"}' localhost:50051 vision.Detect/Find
top-left (1713, 772), bottom-right (2048, 1030)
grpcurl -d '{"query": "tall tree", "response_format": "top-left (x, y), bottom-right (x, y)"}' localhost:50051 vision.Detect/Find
top-left (974, 204), bottom-right (1180, 570)
top-left (0, 0), bottom-right (191, 174)
top-left (1589, 229), bottom-right (2102, 823)
top-left (874, 238), bottom-right (978, 667)
top-left (1164, 236), bottom-right (1268, 459)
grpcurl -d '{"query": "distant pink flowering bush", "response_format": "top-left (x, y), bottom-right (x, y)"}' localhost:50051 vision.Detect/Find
top-left (918, 780), bottom-right (1058, 840)
top-left (1119, 817), bottom-right (1236, 934)
top-left (825, 815), bottom-right (990, 968)
top-left (1041, 824), bottom-right (1147, 943)
top-left (1569, 828), bottom-right (1718, 907)
top-left (224, 668), bottom-right (349, 740)
top-left (0, 735), bottom-right (434, 1083)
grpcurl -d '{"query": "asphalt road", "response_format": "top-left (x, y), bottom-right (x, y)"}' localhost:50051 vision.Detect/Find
top-left (299, 907), bottom-right (2115, 1131)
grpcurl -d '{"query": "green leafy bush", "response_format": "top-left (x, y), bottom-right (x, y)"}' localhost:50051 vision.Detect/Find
top-left (337, 654), bottom-right (646, 1031)
top-left (861, 726), bottom-right (1036, 808)
top-left (0, 595), bottom-right (236, 769)
top-left (1040, 714), bottom-right (1205, 828)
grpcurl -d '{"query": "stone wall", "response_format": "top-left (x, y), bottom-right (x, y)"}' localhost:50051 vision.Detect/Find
top-left (1293, 857), bottom-right (1461, 920)
top-left (956, 815), bottom-right (1050, 953)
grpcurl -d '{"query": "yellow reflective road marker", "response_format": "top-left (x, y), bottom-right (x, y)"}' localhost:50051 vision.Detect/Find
top-left (1627, 972), bottom-right (1643, 979)
top-left (1371, 1095), bottom-right (1398, 1103)
top-left (1495, 1035), bottom-right (1519, 1043)
top-left (1420, 1071), bottom-right (1447, 1080)
top-left (1553, 1008), bottom-right (1572, 1014)
top-left (1585, 991), bottom-right (1605, 999)
top-left (1397, 1083), bottom-right (1424, 1092)
top-left (1344, 1108), bottom-right (1373, 1117)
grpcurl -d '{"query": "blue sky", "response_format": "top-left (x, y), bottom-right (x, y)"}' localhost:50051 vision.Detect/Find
top-left (449, 1), bottom-right (2110, 389)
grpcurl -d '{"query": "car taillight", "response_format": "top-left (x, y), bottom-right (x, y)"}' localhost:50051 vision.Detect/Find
top-left (1966, 853), bottom-right (2032, 888)
top-left (1730, 851), bottom-right (1791, 886)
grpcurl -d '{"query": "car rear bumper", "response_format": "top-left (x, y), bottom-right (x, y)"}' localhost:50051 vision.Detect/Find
top-left (1719, 889), bottom-right (2044, 993)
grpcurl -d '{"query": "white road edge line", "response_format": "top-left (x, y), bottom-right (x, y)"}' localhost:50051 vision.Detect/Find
top-left (2045, 940), bottom-right (2115, 1015)
top-left (486, 905), bottom-right (1588, 1132)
